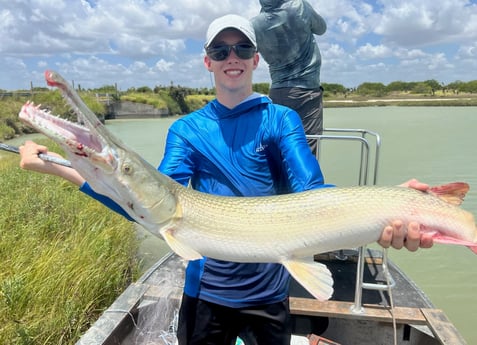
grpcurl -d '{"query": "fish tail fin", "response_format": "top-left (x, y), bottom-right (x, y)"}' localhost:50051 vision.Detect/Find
top-left (428, 182), bottom-right (470, 206)
top-left (282, 259), bottom-right (334, 301)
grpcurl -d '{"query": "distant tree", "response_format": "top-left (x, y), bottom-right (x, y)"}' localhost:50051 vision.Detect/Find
top-left (169, 86), bottom-right (190, 114)
top-left (153, 86), bottom-right (166, 93)
top-left (411, 82), bottom-right (432, 95)
top-left (198, 87), bottom-right (214, 95)
top-left (386, 81), bottom-right (411, 92)
top-left (253, 82), bottom-right (270, 95)
top-left (137, 86), bottom-right (153, 93)
top-left (356, 82), bottom-right (387, 96)
top-left (321, 83), bottom-right (347, 95)
top-left (461, 80), bottom-right (477, 93)
top-left (423, 79), bottom-right (441, 95)
top-left (446, 81), bottom-right (464, 94)
top-left (94, 85), bottom-right (118, 93)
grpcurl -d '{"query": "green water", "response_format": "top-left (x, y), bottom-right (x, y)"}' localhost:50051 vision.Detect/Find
top-left (105, 107), bottom-right (477, 343)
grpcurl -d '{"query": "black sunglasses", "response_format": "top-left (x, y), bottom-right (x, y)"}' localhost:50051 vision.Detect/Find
top-left (206, 43), bottom-right (256, 61)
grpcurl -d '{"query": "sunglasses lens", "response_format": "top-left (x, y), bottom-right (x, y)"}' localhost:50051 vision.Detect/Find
top-left (207, 46), bottom-right (231, 61)
top-left (234, 44), bottom-right (256, 59)
top-left (207, 44), bottom-right (255, 61)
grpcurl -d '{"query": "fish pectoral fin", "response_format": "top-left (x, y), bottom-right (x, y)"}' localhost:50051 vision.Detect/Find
top-left (282, 259), bottom-right (334, 301)
top-left (161, 230), bottom-right (203, 261)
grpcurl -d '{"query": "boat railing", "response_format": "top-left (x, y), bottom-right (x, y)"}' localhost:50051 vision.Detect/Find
top-left (307, 128), bottom-right (392, 314)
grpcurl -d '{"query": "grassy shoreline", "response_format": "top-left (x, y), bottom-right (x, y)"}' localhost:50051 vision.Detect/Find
top-left (0, 140), bottom-right (140, 345)
top-left (324, 95), bottom-right (477, 107)
top-left (2, 92), bottom-right (477, 141)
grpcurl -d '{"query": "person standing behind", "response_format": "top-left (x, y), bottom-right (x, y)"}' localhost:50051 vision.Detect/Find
top-left (252, 0), bottom-right (326, 155)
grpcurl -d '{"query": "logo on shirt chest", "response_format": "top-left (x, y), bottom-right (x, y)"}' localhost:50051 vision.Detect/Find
top-left (256, 143), bottom-right (268, 153)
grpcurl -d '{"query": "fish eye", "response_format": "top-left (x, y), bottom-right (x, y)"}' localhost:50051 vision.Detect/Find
top-left (122, 163), bottom-right (133, 175)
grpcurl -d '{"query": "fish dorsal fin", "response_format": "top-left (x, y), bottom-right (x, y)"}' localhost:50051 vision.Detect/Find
top-left (428, 182), bottom-right (470, 206)
top-left (282, 259), bottom-right (334, 301)
top-left (161, 229), bottom-right (203, 261)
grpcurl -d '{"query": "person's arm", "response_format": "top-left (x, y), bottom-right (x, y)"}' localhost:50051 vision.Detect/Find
top-left (275, 108), bottom-right (330, 192)
top-left (19, 140), bottom-right (85, 186)
top-left (304, 0), bottom-right (326, 35)
top-left (19, 140), bottom-right (134, 221)
top-left (158, 126), bottom-right (194, 186)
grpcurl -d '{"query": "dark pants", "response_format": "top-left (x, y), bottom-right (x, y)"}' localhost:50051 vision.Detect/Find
top-left (177, 293), bottom-right (291, 345)
top-left (269, 87), bottom-right (324, 156)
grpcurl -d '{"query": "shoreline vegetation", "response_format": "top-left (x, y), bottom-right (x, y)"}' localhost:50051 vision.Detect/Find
top-left (0, 140), bottom-right (140, 345)
top-left (324, 94), bottom-right (477, 108)
top-left (1, 78), bottom-right (477, 141)
top-left (1, 92), bottom-right (476, 142)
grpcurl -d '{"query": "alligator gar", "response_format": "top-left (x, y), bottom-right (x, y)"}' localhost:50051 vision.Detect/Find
top-left (18, 70), bottom-right (477, 300)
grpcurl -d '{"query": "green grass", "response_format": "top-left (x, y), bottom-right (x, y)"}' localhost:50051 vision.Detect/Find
top-left (186, 94), bottom-right (215, 110)
top-left (121, 92), bottom-right (169, 109)
top-left (0, 141), bottom-right (140, 345)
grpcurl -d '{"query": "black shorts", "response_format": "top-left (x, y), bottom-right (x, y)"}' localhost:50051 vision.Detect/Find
top-left (176, 293), bottom-right (291, 345)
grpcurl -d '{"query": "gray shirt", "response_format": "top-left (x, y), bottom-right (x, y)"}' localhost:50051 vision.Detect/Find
top-left (252, 0), bottom-right (326, 89)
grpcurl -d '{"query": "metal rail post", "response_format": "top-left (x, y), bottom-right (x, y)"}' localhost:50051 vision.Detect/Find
top-left (307, 129), bottom-right (393, 314)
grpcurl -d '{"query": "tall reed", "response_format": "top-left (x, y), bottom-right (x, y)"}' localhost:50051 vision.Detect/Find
top-left (0, 142), bottom-right (139, 344)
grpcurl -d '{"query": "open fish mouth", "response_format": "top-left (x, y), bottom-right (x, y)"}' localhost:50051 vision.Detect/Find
top-left (20, 102), bottom-right (103, 156)
top-left (18, 71), bottom-right (117, 172)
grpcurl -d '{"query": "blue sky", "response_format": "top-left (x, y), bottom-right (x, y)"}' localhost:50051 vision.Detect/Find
top-left (1, 0), bottom-right (476, 91)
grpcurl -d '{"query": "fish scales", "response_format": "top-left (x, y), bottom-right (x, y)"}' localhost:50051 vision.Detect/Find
top-left (171, 185), bottom-right (476, 262)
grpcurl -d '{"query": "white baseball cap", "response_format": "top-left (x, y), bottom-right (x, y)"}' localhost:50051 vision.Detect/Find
top-left (205, 14), bottom-right (257, 48)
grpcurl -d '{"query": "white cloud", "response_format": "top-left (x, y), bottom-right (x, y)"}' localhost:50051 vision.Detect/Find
top-left (456, 44), bottom-right (477, 59)
top-left (154, 59), bottom-right (174, 72)
top-left (1, 0), bottom-right (477, 90)
top-left (394, 48), bottom-right (427, 59)
top-left (374, 0), bottom-right (477, 47)
top-left (356, 43), bottom-right (393, 59)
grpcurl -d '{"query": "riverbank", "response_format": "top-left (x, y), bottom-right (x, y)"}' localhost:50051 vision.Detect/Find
top-left (108, 94), bottom-right (477, 119)
top-left (324, 95), bottom-right (477, 107)
top-left (104, 95), bottom-right (477, 119)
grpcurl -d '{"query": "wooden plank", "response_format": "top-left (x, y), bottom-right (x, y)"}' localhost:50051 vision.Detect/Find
top-left (290, 297), bottom-right (428, 324)
top-left (421, 308), bottom-right (468, 345)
